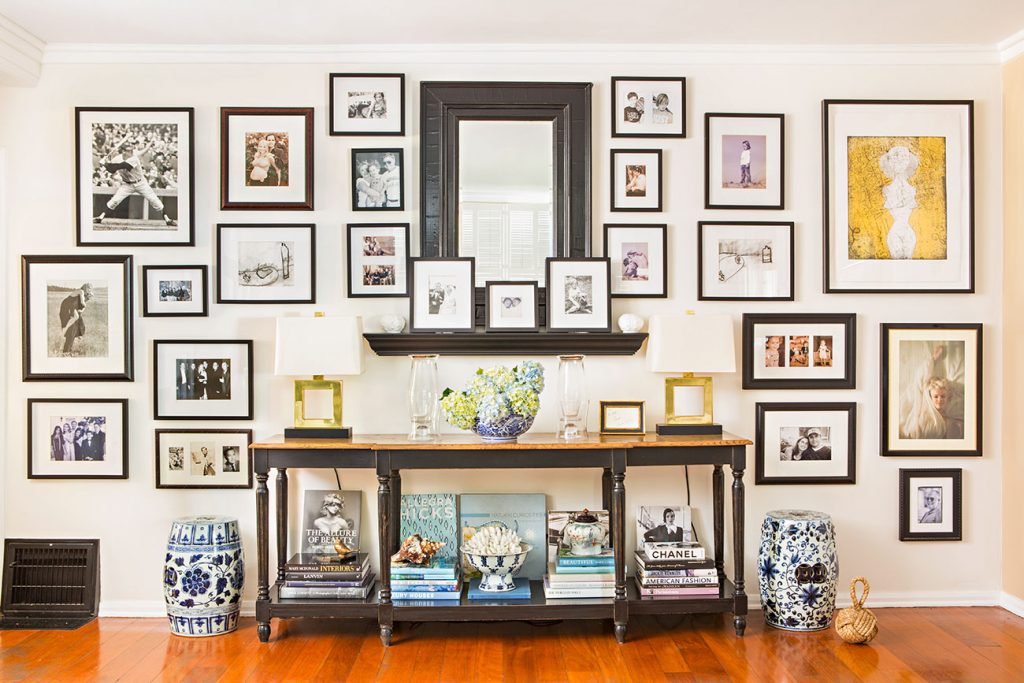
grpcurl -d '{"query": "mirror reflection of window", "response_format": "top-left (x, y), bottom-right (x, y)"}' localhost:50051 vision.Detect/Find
top-left (458, 120), bottom-right (555, 286)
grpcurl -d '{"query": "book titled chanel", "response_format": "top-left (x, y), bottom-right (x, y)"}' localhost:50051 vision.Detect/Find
top-left (644, 544), bottom-right (706, 561)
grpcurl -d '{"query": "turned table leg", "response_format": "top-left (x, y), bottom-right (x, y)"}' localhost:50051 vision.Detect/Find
top-left (732, 457), bottom-right (747, 636)
top-left (612, 450), bottom-right (628, 643)
top-left (377, 462), bottom-right (394, 646)
top-left (276, 468), bottom-right (288, 584)
top-left (256, 469), bottom-right (271, 642)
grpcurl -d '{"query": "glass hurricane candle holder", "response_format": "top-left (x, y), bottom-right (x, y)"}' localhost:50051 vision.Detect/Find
top-left (408, 354), bottom-right (439, 440)
top-left (557, 354), bottom-right (588, 440)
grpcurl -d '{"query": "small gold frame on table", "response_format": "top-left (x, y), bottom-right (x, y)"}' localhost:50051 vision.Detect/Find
top-left (599, 400), bottom-right (646, 435)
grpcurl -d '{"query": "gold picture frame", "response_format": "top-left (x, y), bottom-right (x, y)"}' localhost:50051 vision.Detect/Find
top-left (664, 375), bottom-right (714, 425)
top-left (599, 400), bottom-right (646, 435)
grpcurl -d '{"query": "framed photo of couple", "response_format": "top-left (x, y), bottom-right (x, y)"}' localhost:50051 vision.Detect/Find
top-left (755, 402), bottom-right (857, 485)
top-left (899, 468), bottom-right (962, 541)
top-left (742, 313), bottom-right (856, 390)
top-left (409, 258), bottom-right (475, 333)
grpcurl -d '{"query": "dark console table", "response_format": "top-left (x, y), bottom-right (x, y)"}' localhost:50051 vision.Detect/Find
top-left (251, 432), bottom-right (751, 645)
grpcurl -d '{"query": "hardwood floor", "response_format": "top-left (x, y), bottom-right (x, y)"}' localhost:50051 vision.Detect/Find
top-left (1, 608), bottom-right (1023, 681)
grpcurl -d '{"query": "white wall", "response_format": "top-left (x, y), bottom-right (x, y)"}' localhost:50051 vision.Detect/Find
top-left (0, 55), bottom-right (1003, 614)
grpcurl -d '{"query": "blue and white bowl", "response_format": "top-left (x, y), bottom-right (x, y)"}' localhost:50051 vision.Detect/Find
top-left (461, 543), bottom-right (532, 592)
top-left (472, 414), bottom-right (535, 442)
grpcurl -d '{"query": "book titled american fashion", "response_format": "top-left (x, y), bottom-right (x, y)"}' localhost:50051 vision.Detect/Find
top-left (278, 577), bottom-right (375, 600)
top-left (285, 553), bottom-right (368, 573)
top-left (635, 504), bottom-right (692, 550)
top-left (301, 489), bottom-right (362, 555)
top-left (636, 573), bottom-right (719, 586)
top-left (400, 493), bottom-right (459, 560)
top-left (547, 509), bottom-right (611, 564)
top-left (460, 493), bottom-right (546, 580)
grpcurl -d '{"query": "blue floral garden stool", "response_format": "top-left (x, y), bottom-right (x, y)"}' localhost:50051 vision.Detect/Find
top-left (164, 516), bottom-right (244, 637)
top-left (758, 510), bottom-right (838, 631)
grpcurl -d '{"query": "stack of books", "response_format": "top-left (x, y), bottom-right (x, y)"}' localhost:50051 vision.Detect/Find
top-left (544, 509), bottom-right (615, 599)
top-left (390, 557), bottom-right (462, 601)
top-left (634, 544), bottom-right (719, 599)
top-left (279, 552), bottom-right (375, 599)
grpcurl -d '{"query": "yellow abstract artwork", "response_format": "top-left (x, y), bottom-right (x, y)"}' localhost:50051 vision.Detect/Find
top-left (846, 136), bottom-right (947, 260)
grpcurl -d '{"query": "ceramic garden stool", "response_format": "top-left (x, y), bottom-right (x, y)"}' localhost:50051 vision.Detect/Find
top-left (757, 509), bottom-right (838, 631)
top-left (164, 515), bottom-right (244, 637)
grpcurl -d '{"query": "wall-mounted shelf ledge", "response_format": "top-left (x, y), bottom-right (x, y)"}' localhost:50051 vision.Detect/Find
top-left (363, 331), bottom-right (648, 356)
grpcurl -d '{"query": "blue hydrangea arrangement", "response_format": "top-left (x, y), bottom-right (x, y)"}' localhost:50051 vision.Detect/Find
top-left (440, 361), bottom-right (545, 440)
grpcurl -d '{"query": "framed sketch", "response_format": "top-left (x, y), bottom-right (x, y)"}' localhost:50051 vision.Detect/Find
top-left (604, 224), bottom-right (667, 298)
top-left (899, 468), bottom-right (962, 541)
top-left (599, 400), bottom-right (645, 435)
top-left (220, 107), bottom-right (314, 210)
top-left (216, 223), bottom-right (315, 304)
top-left (610, 149), bottom-right (662, 211)
top-left (755, 402), bottom-right (857, 485)
top-left (155, 429), bottom-right (253, 489)
top-left (881, 323), bottom-right (982, 456)
top-left (153, 340), bottom-right (254, 420)
top-left (545, 258), bottom-right (611, 332)
top-left (329, 73), bottom-right (405, 136)
top-left (704, 113), bottom-right (784, 210)
top-left (742, 313), bottom-right (856, 390)
top-left (346, 223), bottom-right (409, 298)
top-left (823, 100), bottom-right (974, 293)
top-left (22, 255), bottom-right (133, 382)
top-left (409, 258), bottom-right (475, 333)
top-left (351, 148), bottom-right (404, 210)
top-left (698, 221), bottom-right (794, 301)
top-left (485, 281), bottom-right (539, 332)
top-left (28, 398), bottom-right (128, 479)
top-left (76, 107), bottom-right (194, 246)
top-left (142, 265), bottom-right (208, 317)
top-left (611, 77), bottom-right (686, 138)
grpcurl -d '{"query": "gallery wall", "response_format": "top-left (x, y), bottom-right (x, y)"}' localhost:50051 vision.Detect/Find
top-left (0, 54), bottom-right (1005, 614)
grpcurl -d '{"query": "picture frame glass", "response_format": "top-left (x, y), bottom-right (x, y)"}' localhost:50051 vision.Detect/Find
top-left (612, 151), bottom-right (661, 211)
top-left (907, 474), bottom-right (955, 535)
top-left (546, 260), bottom-right (610, 331)
top-left (156, 430), bottom-right (252, 488)
top-left (352, 149), bottom-right (403, 210)
top-left (602, 403), bottom-right (644, 432)
top-left (606, 225), bottom-right (666, 297)
top-left (612, 78), bottom-right (685, 137)
top-left (331, 74), bottom-right (404, 135)
top-left (218, 224), bottom-right (314, 303)
top-left (224, 112), bottom-right (309, 206)
top-left (411, 260), bottom-right (475, 331)
top-left (700, 223), bottom-right (792, 300)
top-left (348, 224), bottom-right (408, 297)
top-left (760, 407), bottom-right (852, 482)
top-left (144, 267), bottom-right (205, 316)
top-left (29, 400), bottom-right (126, 478)
top-left (486, 282), bottom-right (537, 330)
top-left (154, 341), bottom-right (252, 419)
top-left (706, 115), bottom-right (783, 209)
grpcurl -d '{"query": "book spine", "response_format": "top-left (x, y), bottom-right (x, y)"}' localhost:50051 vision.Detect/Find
top-left (284, 571), bottom-right (365, 581)
top-left (545, 581), bottom-right (616, 589)
top-left (387, 584), bottom-right (461, 592)
top-left (391, 591), bottom-right (462, 600)
top-left (553, 565), bottom-right (615, 574)
top-left (390, 579), bottom-right (461, 587)
top-left (557, 556), bottom-right (615, 567)
top-left (278, 585), bottom-right (373, 599)
top-left (639, 568), bottom-right (718, 578)
top-left (638, 575), bottom-right (719, 586)
top-left (544, 588), bottom-right (615, 598)
top-left (643, 546), bottom-right (707, 561)
top-left (284, 579), bottom-right (368, 588)
top-left (635, 586), bottom-right (720, 596)
top-left (284, 564), bottom-right (364, 573)
top-left (389, 571), bottom-right (460, 580)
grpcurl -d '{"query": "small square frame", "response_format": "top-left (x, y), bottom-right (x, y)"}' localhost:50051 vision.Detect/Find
top-left (665, 376), bottom-right (713, 425)
top-left (600, 400), bottom-right (646, 435)
top-left (485, 281), bottom-right (540, 332)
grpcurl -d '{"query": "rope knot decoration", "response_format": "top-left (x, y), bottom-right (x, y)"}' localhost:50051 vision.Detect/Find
top-left (835, 577), bottom-right (878, 644)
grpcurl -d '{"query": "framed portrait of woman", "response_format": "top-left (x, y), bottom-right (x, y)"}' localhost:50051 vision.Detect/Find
top-left (881, 323), bottom-right (982, 456)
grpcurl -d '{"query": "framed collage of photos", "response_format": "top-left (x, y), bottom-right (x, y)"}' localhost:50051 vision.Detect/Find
top-left (698, 221), bottom-right (794, 301)
top-left (216, 223), bottom-right (316, 304)
top-left (545, 258), bottom-right (611, 332)
top-left (485, 281), bottom-right (539, 332)
top-left (899, 468), bottom-right (962, 541)
top-left (351, 148), bottom-right (404, 210)
top-left (155, 429), bottom-right (254, 489)
top-left (742, 313), bottom-right (856, 390)
top-left (755, 402), bottom-right (857, 485)
top-left (704, 113), bottom-right (784, 210)
top-left (142, 265), bottom-right (208, 317)
top-left (611, 77), bottom-right (686, 138)
top-left (610, 149), bottom-right (662, 211)
top-left (347, 223), bottom-right (409, 298)
top-left (604, 224), bottom-right (667, 298)
top-left (153, 339), bottom-right (254, 420)
top-left (329, 73), bottom-right (405, 136)
top-left (28, 398), bottom-right (129, 479)
top-left (409, 258), bottom-right (475, 332)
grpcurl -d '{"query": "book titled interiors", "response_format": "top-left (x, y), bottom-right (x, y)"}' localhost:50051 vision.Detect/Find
top-left (301, 490), bottom-right (362, 555)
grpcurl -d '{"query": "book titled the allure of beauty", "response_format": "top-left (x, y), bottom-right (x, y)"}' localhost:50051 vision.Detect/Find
top-left (301, 489), bottom-right (361, 555)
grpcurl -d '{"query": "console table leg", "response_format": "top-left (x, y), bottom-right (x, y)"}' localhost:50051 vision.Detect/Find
top-left (275, 468), bottom-right (288, 583)
top-left (615, 623), bottom-right (627, 644)
top-left (257, 622), bottom-right (271, 642)
top-left (732, 464), bottom-right (747, 637)
top-left (612, 457), bottom-right (627, 643)
top-left (601, 468), bottom-right (612, 523)
top-left (713, 465), bottom-right (724, 584)
top-left (389, 471), bottom-right (402, 554)
top-left (377, 471), bottom-right (393, 646)
top-left (256, 469), bottom-right (270, 643)
top-left (380, 625), bottom-right (393, 646)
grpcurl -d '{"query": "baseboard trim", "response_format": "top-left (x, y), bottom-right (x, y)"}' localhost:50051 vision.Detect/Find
top-left (1000, 592), bottom-right (1024, 618)
top-left (98, 600), bottom-right (257, 618)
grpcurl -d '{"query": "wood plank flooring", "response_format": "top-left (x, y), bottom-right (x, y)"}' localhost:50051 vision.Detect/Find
top-left (1, 608), bottom-right (1022, 681)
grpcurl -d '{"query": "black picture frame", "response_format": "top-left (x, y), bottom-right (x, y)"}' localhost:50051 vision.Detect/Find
top-left (610, 149), bottom-right (663, 212)
top-left (703, 112), bottom-right (785, 210)
top-left (603, 223), bottom-right (667, 298)
top-left (155, 428), bottom-right (254, 490)
top-left (698, 221), bottom-right (794, 301)
top-left (599, 400), bottom-right (646, 435)
top-left (350, 148), bottom-right (404, 211)
top-left (329, 73), bottom-right (406, 137)
top-left (27, 398), bottom-right (129, 479)
top-left (21, 254), bottom-right (134, 382)
top-left (545, 257), bottom-right (612, 333)
top-left (152, 339), bottom-right (254, 420)
top-left (216, 223), bottom-right (316, 304)
top-left (610, 76), bottom-right (686, 138)
top-left (409, 257), bottom-right (477, 333)
top-left (142, 265), bottom-right (209, 318)
top-left (754, 402), bottom-right (857, 485)
top-left (484, 281), bottom-right (540, 332)
top-left (346, 223), bottom-right (410, 298)
top-left (742, 313), bottom-right (856, 390)
top-left (899, 468), bottom-right (962, 541)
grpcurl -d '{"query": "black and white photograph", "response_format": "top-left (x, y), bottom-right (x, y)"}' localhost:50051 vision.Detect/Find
top-left (330, 73), bottom-right (405, 136)
top-left (142, 265), bottom-right (208, 317)
top-left (221, 107), bottom-right (313, 210)
top-left (76, 108), bottom-right (194, 246)
top-left (153, 340), bottom-right (253, 420)
top-left (698, 222), bottom-right (793, 301)
top-left (742, 313), bottom-right (857, 390)
top-left (604, 224), bottom-right (667, 298)
top-left (346, 223), bottom-right (409, 297)
top-left (217, 224), bottom-right (315, 304)
top-left (301, 489), bottom-right (362, 554)
top-left (190, 443), bottom-right (218, 476)
top-left (610, 149), bottom-right (662, 211)
top-left (636, 505), bottom-right (692, 548)
top-left (704, 113), bottom-right (785, 210)
top-left (28, 399), bottom-right (128, 479)
top-left (755, 402), bottom-right (856, 485)
top-left (351, 148), bottom-right (404, 210)
top-left (485, 281), bottom-right (539, 331)
top-left (155, 429), bottom-right (253, 489)
top-left (175, 358), bottom-right (232, 400)
top-left (22, 255), bottom-right (133, 381)
top-left (899, 468), bottom-right (962, 541)
top-left (611, 77), bottom-right (686, 138)
top-left (409, 258), bottom-right (475, 332)
top-left (168, 446), bottom-right (184, 471)
top-left (564, 275), bottom-right (593, 315)
top-left (546, 258), bottom-right (611, 332)
top-left (223, 446), bottom-right (241, 473)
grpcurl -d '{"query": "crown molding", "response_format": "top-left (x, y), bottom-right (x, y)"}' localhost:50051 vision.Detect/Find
top-left (0, 14), bottom-right (43, 85)
top-left (999, 28), bottom-right (1024, 63)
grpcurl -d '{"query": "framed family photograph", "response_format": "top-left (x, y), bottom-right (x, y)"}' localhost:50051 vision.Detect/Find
top-left (545, 258), bottom-right (611, 332)
top-left (485, 281), bottom-right (539, 332)
top-left (216, 223), bottom-right (315, 304)
top-left (346, 223), bottom-right (409, 297)
top-left (153, 340), bottom-right (254, 420)
top-left (22, 255), bottom-right (133, 382)
top-left (28, 398), bottom-right (128, 479)
top-left (698, 221), bottom-right (794, 301)
top-left (351, 148), bottom-right (403, 210)
top-left (409, 258), bottom-right (475, 333)
top-left (755, 402), bottom-right (857, 485)
top-left (742, 313), bottom-right (856, 390)
top-left (155, 429), bottom-right (253, 489)
top-left (611, 77), bottom-right (686, 138)
top-left (329, 73), bottom-right (405, 136)
top-left (881, 323), bottom-right (982, 456)
top-left (76, 107), bottom-right (194, 246)
top-left (142, 265), bottom-right (208, 317)
top-left (899, 468), bottom-right (962, 541)
top-left (610, 149), bottom-right (662, 211)
top-left (599, 400), bottom-right (645, 435)
top-left (604, 224), bottom-right (667, 298)
top-left (704, 113), bottom-right (784, 210)
top-left (823, 99), bottom-right (974, 293)
top-left (220, 107), bottom-right (314, 210)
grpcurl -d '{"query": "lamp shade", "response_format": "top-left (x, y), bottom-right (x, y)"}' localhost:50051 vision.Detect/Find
top-left (646, 314), bottom-right (736, 373)
top-left (274, 316), bottom-right (364, 376)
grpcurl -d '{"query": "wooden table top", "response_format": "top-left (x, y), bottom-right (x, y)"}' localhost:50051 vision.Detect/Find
top-left (250, 432), bottom-right (752, 450)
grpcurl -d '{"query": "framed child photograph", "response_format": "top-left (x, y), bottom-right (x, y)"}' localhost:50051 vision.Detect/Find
top-left (346, 223), bottom-right (409, 298)
top-left (604, 224), bottom-right (667, 298)
top-left (599, 400), bottom-right (645, 435)
top-left (153, 339), bottom-right (254, 420)
top-left (329, 73), bottom-right (405, 136)
top-left (742, 313), bottom-right (856, 390)
top-left (611, 77), bottom-right (686, 138)
top-left (76, 107), bottom-right (195, 246)
top-left (28, 398), bottom-right (129, 479)
top-left (881, 323), bottom-right (982, 456)
top-left (899, 468), bottom-right (962, 541)
top-left (22, 255), bottom-right (133, 382)
top-left (351, 148), bottom-right (404, 210)
top-left (220, 106), bottom-right (314, 210)
top-left (545, 257), bottom-right (611, 332)
top-left (485, 281), bottom-right (539, 332)
top-left (698, 221), bottom-right (794, 301)
top-left (704, 113), bottom-right (784, 210)
top-left (610, 149), bottom-right (662, 212)
top-left (755, 402), bottom-right (857, 485)
top-left (142, 265), bottom-right (208, 317)
top-left (155, 429), bottom-right (254, 489)
top-left (409, 258), bottom-right (476, 333)
top-left (216, 223), bottom-right (315, 304)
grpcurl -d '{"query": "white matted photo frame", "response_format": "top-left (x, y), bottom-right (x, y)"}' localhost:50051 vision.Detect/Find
top-left (329, 73), bottom-right (405, 136)
top-left (409, 258), bottom-right (476, 333)
top-left (610, 149), bottom-right (662, 212)
top-left (153, 339), bottom-right (254, 420)
top-left (755, 402), bottom-right (857, 485)
top-left (899, 468), bottom-right (962, 541)
top-left (76, 107), bottom-right (195, 246)
top-left (611, 77), bottom-right (686, 138)
top-left (599, 400), bottom-right (645, 435)
top-left (704, 113), bottom-right (784, 210)
top-left (485, 281), bottom-right (539, 332)
top-left (545, 257), bottom-right (611, 332)
top-left (142, 265), bottom-right (208, 317)
top-left (351, 148), bottom-right (404, 210)
top-left (698, 221), bottom-right (793, 301)
top-left (220, 107), bottom-right (314, 210)
top-left (216, 223), bottom-right (315, 304)
top-left (155, 429), bottom-right (254, 489)
top-left (742, 313), bottom-right (856, 390)
top-left (823, 99), bottom-right (974, 293)
top-left (28, 398), bottom-right (129, 479)
top-left (22, 255), bottom-right (133, 382)
top-left (604, 224), bottom-right (667, 298)
top-left (346, 223), bottom-right (409, 298)
top-left (881, 323), bottom-right (982, 457)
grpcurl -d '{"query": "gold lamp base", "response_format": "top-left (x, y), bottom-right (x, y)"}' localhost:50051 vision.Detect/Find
top-left (656, 373), bottom-right (722, 436)
top-left (284, 376), bottom-right (351, 439)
